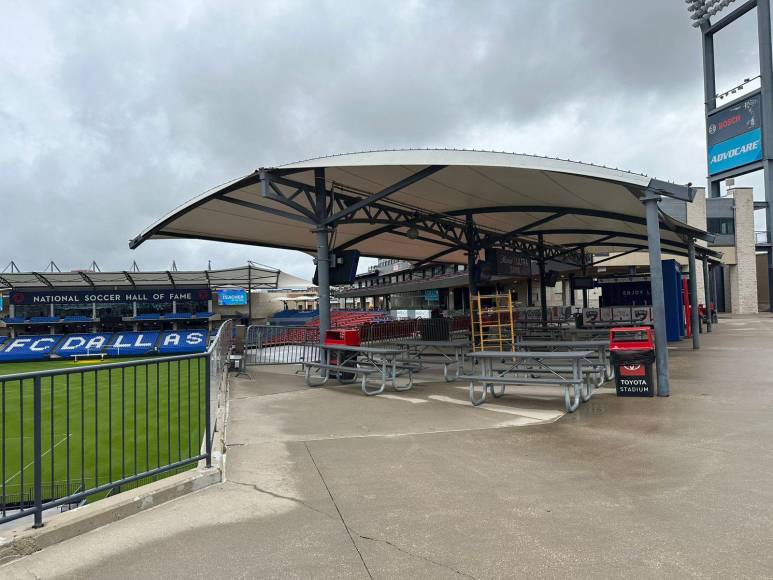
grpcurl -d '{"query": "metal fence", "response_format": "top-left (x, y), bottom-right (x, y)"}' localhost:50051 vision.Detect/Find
top-left (244, 325), bottom-right (320, 365)
top-left (244, 317), bottom-right (470, 366)
top-left (0, 319), bottom-right (233, 528)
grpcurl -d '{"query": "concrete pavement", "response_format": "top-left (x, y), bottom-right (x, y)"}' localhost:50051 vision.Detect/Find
top-left (3, 315), bottom-right (773, 579)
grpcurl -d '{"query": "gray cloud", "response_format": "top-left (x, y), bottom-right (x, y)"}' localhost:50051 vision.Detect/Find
top-left (0, 0), bottom-right (761, 278)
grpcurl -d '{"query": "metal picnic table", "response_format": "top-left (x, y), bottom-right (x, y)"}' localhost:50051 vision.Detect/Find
top-left (462, 350), bottom-right (593, 412)
top-left (389, 339), bottom-right (470, 382)
top-left (303, 343), bottom-right (413, 396)
top-left (516, 339), bottom-right (613, 384)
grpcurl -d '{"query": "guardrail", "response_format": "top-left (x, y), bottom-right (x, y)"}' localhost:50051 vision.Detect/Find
top-left (0, 319), bottom-right (233, 528)
top-left (244, 325), bottom-right (320, 365)
top-left (756, 230), bottom-right (771, 244)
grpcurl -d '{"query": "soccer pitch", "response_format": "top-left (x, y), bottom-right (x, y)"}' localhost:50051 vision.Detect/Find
top-left (0, 356), bottom-right (207, 507)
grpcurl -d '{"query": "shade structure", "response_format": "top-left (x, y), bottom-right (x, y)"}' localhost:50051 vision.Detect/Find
top-left (130, 149), bottom-right (715, 264)
top-left (0, 264), bottom-right (311, 290)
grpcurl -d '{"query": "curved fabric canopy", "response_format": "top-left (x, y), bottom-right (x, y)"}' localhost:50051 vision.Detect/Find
top-left (130, 149), bottom-right (714, 264)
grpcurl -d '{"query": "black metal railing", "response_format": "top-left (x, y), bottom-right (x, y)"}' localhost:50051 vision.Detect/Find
top-left (0, 320), bottom-right (233, 528)
top-left (244, 325), bottom-right (320, 365)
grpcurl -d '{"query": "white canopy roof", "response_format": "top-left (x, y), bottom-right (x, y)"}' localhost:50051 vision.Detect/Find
top-left (0, 264), bottom-right (312, 291)
top-left (130, 149), bottom-right (714, 265)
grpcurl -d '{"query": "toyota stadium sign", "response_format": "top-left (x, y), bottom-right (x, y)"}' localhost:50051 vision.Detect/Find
top-left (707, 92), bottom-right (763, 176)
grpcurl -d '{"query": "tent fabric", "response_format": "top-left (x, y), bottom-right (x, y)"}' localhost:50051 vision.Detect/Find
top-left (130, 149), bottom-right (714, 264)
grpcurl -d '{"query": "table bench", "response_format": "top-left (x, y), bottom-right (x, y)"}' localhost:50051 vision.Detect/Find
top-left (303, 344), bottom-right (415, 396)
top-left (389, 339), bottom-right (470, 382)
top-left (517, 339), bottom-right (613, 385)
top-left (461, 350), bottom-right (592, 412)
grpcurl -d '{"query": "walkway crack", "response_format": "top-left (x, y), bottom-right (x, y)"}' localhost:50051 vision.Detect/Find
top-left (305, 442), bottom-right (374, 580)
top-left (353, 532), bottom-right (477, 579)
top-left (227, 479), bottom-right (334, 519)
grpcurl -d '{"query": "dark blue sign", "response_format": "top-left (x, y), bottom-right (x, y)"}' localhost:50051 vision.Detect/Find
top-left (218, 288), bottom-right (248, 306)
top-left (9, 288), bottom-right (211, 305)
top-left (424, 289), bottom-right (440, 302)
top-left (708, 127), bottom-right (762, 176)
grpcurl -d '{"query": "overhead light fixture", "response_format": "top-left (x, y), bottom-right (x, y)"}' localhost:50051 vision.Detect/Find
top-left (406, 227), bottom-right (419, 240)
top-left (686, 0), bottom-right (737, 27)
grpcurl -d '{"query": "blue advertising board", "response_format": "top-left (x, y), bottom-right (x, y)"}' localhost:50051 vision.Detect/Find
top-left (218, 288), bottom-right (248, 306)
top-left (708, 127), bottom-right (762, 176)
top-left (424, 289), bottom-right (440, 302)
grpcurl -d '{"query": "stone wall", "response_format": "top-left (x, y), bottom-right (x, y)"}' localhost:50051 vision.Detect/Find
top-left (727, 188), bottom-right (759, 314)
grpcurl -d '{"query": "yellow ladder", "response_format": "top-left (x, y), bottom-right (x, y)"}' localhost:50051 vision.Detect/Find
top-left (470, 291), bottom-right (516, 352)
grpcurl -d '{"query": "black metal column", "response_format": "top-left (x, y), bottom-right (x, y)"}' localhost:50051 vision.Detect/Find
top-left (702, 254), bottom-right (712, 332)
top-left (643, 192), bottom-right (670, 396)
top-left (538, 234), bottom-right (547, 324)
top-left (581, 249), bottom-right (589, 308)
top-left (466, 214), bottom-right (477, 297)
top-left (314, 168), bottom-right (331, 340)
top-left (688, 238), bottom-right (701, 349)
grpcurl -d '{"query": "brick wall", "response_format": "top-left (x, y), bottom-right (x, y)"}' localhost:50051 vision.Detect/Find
top-left (728, 188), bottom-right (759, 314)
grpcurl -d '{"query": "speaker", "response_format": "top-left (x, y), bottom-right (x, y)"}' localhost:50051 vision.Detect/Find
top-left (313, 250), bottom-right (360, 285)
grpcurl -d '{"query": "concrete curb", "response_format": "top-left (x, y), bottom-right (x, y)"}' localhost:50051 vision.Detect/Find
top-left (0, 467), bottom-right (221, 564)
top-left (0, 366), bottom-right (232, 566)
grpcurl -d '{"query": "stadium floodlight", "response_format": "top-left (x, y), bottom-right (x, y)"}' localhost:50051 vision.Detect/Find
top-left (685, 0), bottom-right (737, 27)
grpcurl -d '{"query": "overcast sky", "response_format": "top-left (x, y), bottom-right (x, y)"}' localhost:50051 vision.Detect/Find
top-left (0, 0), bottom-right (765, 279)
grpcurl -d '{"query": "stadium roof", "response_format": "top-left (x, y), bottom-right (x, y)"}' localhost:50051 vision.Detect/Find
top-left (0, 264), bottom-right (312, 291)
top-left (130, 149), bottom-right (718, 265)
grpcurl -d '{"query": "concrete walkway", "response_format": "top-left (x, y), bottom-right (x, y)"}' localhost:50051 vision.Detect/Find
top-left (3, 316), bottom-right (773, 579)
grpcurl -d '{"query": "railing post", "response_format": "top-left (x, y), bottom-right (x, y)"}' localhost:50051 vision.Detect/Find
top-left (204, 354), bottom-right (212, 468)
top-left (33, 376), bottom-right (43, 528)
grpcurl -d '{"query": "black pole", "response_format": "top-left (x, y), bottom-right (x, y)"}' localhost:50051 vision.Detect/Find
top-left (247, 263), bottom-right (252, 323)
top-left (466, 214), bottom-right (477, 297)
top-left (538, 234), bottom-right (547, 325)
top-left (33, 376), bottom-right (43, 527)
top-left (581, 248), bottom-right (589, 308)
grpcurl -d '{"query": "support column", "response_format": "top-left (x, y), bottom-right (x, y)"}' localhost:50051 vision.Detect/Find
top-left (702, 255), bottom-right (712, 333)
top-left (465, 214), bottom-right (477, 297)
top-left (687, 238), bottom-right (700, 349)
top-left (538, 234), bottom-right (547, 324)
top-left (569, 275), bottom-right (575, 307)
top-left (314, 168), bottom-right (331, 341)
top-left (581, 249), bottom-right (589, 309)
top-left (710, 264), bottom-right (719, 324)
top-left (757, 0), bottom-right (773, 311)
top-left (643, 192), bottom-right (670, 396)
top-left (248, 263), bottom-right (253, 322)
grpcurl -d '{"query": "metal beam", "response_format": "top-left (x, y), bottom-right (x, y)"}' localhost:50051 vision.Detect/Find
top-left (705, 0), bottom-right (757, 35)
top-left (702, 254), bottom-right (712, 333)
top-left (643, 192), bottom-right (669, 397)
top-left (591, 247), bottom-right (642, 266)
top-left (32, 272), bottom-right (53, 288)
top-left (758, 0), bottom-right (773, 312)
top-left (314, 168), bottom-right (331, 340)
top-left (166, 271), bottom-right (176, 288)
top-left (78, 271), bottom-right (96, 289)
top-left (688, 238), bottom-right (701, 349)
top-left (220, 195), bottom-right (315, 224)
top-left (321, 165), bottom-right (445, 226)
top-left (538, 234), bottom-right (547, 325)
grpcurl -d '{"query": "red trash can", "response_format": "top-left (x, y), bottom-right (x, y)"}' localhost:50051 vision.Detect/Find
top-left (609, 326), bottom-right (656, 397)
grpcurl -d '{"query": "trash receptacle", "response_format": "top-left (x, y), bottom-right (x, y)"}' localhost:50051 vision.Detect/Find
top-left (609, 326), bottom-right (656, 397)
top-left (324, 329), bottom-right (361, 381)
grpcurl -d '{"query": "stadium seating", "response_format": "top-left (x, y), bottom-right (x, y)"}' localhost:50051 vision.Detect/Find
top-left (2, 317), bottom-right (26, 325)
top-left (135, 313), bottom-right (162, 320)
top-left (103, 331), bottom-right (161, 356)
top-left (157, 330), bottom-right (209, 354)
top-left (63, 315), bottom-right (95, 323)
top-left (0, 335), bottom-right (64, 361)
top-left (29, 316), bottom-right (61, 324)
top-left (53, 333), bottom-right (113, 358)
top-left (164, 312), bottom-right (193, 320)
top-left (195, 311), bottom-right (215, 318)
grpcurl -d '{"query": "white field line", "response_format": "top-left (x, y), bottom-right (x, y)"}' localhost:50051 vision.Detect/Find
top-left (4, 433), bottom-right (71, 484)
top-left (375, 394), bottom-right (429, 404)
top-left (428, 395), bottom-right (564, 422)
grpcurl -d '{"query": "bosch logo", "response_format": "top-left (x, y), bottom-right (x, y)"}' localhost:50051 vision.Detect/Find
top-left (718, 114), bottom-right (742, 130)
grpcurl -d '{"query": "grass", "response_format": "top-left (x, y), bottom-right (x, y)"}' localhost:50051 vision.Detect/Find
top-left (0, 356), bottom-right (207, 509)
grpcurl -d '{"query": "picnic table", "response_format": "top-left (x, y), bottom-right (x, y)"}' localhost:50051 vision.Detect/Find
top-left (390, 339), bottom-right (470, 382)
top-left (461, 350), bottom-right (593, 412)
top-left (303, 344), bottom-right (415, 396)
top-left (516, 339), bottom-right (613, 385)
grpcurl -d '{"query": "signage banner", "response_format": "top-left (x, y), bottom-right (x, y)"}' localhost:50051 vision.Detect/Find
top-left (424, 289), bottom-right (440, 302)
top-left (706, 93), bottom-right (761, 147)
top-left (708, 127), bottom-right (763, 175)
top-left (9, 288), bottom-right (212, 306)
top-left (217, 288), bottom-right (248, 306)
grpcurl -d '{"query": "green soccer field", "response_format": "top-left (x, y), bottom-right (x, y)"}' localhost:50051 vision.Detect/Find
top-left (0, 356), bottom-right (207, 509)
